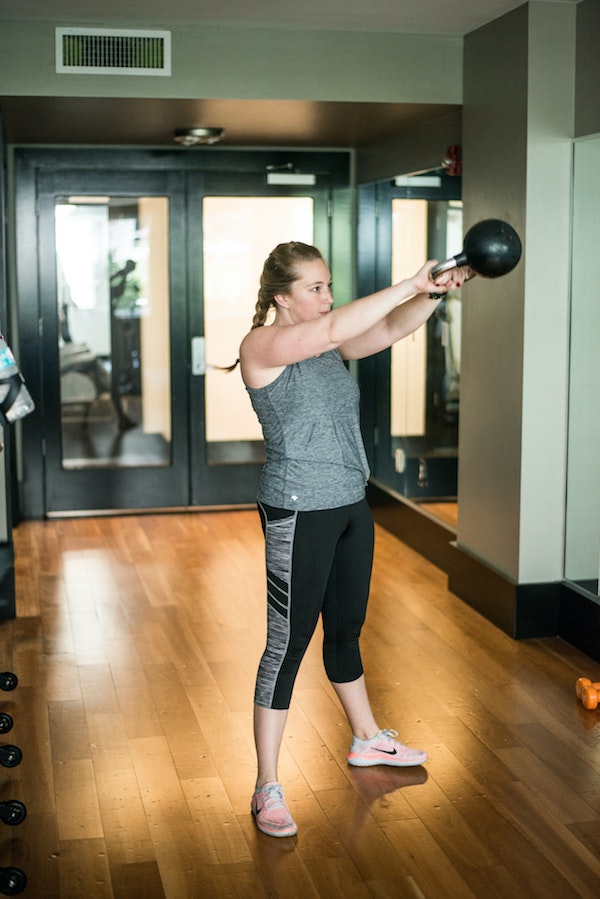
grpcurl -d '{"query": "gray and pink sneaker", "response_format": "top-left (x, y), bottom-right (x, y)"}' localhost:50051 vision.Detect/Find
top-left (347, 729), bottom-right (428, 767)
top-left (251, 782), bottom-right (298, 837)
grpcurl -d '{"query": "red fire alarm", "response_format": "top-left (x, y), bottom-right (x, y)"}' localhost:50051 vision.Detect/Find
top-left (442, 145), bottom-right (462, 176)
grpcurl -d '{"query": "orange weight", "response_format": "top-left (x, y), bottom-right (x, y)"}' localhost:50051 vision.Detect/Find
top-left (575, 677), bottom-right (600, 710)
top-left (582, 685), bottom-right (599, 711)
top-left (576, 677), bottom-right (592, 698)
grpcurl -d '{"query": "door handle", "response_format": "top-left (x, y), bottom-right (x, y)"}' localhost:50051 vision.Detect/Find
top-left (191, 336), bottom-right (206, 376)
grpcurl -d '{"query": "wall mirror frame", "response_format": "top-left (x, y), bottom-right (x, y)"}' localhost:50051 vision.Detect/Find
top-left (564, 134), bottom-right (600, 601)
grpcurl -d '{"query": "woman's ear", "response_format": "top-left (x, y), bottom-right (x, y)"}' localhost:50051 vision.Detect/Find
top-left (273, 292), bottom-right (290, 309)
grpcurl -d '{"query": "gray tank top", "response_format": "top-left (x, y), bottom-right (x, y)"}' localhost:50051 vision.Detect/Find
top-left (246, 349), bottom-right (370, 511)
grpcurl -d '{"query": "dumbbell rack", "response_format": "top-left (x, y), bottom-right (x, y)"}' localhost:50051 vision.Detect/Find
top-left (0, 672), bottom-right (26, 896)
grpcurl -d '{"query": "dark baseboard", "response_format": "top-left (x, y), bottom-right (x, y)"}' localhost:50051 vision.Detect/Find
top-left (559, 582), bottom-right (600, 665)
top-left (369, 482), bottom-right (598, 656)
top-left (446, 542), bottom-right (560, 639)
top-left (0, 543), bottom-right (15, 620)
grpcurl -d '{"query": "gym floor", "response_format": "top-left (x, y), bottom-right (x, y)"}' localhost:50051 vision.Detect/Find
top-left (2, 508), bottom-right (599, 897)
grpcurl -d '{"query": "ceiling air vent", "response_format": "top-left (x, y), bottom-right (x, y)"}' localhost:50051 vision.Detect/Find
top-left (56, 27), bottom-right (171, 76)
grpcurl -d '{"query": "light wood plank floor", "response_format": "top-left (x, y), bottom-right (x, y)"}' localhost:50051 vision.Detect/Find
top-left (420, 502), bottom-right (458, 529)
top-left (2, 509), bottom-right (600, 898)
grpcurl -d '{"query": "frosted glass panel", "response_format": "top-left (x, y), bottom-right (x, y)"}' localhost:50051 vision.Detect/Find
top-left (202, 196), bottom-right (313, 462)
top-left (391, 199), bottom-right (428, 437)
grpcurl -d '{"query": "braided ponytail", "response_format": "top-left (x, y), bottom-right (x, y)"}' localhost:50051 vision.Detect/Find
top-left (218, 241), bottom-right (323, 371)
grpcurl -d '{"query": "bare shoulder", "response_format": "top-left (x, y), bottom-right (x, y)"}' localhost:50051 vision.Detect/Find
top-left (239, 326), bottom-right (267, 368)
top-left (239, 327), bottom-right (285, 389)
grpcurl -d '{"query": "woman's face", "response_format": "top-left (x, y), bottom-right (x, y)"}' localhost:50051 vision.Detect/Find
top-left (276, 258), bottom-right (333, 323)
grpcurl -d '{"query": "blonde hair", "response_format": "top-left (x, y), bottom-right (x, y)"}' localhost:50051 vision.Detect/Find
top-left (219, 241), bottom-right (324, 371)
top-left (251, 241), bottom-right (324, 329)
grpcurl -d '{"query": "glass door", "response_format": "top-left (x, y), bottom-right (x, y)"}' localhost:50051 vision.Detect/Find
top-left (21, 155), bottom-right (337, 515)
top-left (188, 172), bottom-right (331, 506)
top-left (37, 169), bottom-right (189, 513)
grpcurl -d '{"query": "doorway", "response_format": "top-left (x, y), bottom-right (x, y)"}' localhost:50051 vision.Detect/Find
top-left (14, 148), bottom-right (347, 517)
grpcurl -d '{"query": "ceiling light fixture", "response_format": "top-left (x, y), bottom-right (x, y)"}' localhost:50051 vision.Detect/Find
top-left (173, 127), bottom-right (225, 147)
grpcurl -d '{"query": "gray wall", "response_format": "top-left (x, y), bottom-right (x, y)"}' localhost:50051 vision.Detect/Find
top-left (356, 109), bottom-right (462, 184)
top-left (565, 136), bottom-right (600, 582)
top-left (459, 1), bottom-right (577, 583)
top-left (0, 23), bottom-right (462, 105)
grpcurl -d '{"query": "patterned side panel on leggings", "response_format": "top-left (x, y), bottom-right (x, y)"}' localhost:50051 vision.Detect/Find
top-left (255, 511), bottom-right (296, 708)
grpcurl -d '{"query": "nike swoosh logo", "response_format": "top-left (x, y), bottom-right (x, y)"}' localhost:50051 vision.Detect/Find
top-left (374, 747), bottom-right (397, 755)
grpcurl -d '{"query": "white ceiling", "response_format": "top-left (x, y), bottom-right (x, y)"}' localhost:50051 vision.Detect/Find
top-left (0, 0), bottom-right (581, 149)
top-left (0, 0), bottom-right (580, 36)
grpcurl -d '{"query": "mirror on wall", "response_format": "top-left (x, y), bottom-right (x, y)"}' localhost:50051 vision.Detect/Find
top-left (564, 136), bottom-right (600, 599)
top-left (359, 173), bottom-right (463, 531)
top-left (389, 197), bottom-right (463, 529)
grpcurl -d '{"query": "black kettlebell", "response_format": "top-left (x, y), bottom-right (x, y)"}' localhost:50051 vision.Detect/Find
top-left (431, 219), bottom-right (522, 280)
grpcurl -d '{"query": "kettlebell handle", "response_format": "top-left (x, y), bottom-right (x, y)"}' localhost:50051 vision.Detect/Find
top-left (430, 252), bottom-right (468, 280)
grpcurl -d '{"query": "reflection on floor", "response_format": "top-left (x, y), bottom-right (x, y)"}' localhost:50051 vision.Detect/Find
top-left (61, 396), bottom-right (169, 469)
top-left (420, 501), bottom-right (458, 528)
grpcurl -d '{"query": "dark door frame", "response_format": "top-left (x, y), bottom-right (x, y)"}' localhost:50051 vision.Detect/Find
top-left (13, 147), bottom-right (351, 519)
top-left (0, 113), bottom-right (16, 616)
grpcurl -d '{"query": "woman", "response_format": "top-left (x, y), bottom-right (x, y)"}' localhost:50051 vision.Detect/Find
top-left (239, 241), bottom-right (469, 837)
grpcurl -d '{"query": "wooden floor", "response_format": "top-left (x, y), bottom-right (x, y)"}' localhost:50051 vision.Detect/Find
top-left (419, 502), bottom-right (458, 529)
top-left (2, 509), bottom-right (600, 898)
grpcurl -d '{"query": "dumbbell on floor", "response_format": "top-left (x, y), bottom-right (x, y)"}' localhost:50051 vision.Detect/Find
top-left (0, 801), bottom-right (26, 826)
top-left (0, 674), bottom-right (17, 693)
top-left (0, 866), bottom-right (26, 895)
top-left (575, 677), bottom-right (600, 710)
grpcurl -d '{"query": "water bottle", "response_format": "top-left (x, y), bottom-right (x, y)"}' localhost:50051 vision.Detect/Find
top-left (0, 334), bottom-right (35, 423)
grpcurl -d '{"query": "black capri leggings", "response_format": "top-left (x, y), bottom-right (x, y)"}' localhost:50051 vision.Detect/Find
top-left (254, 498), bottom-right (375, 710)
